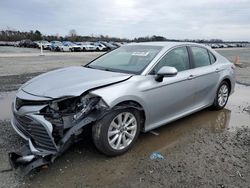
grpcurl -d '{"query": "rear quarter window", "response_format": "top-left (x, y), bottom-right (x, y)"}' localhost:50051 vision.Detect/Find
top-left (208, 51), bottom-right (216, 64)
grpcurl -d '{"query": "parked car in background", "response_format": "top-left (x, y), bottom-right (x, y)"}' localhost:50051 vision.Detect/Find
top-left (60, 44), bottom-right (72, 52)
top-left (35, 40), bottom-right (51, 50)
top-left (62, 41), bottom-right (81, 52)
top-left (211, 44), bottom-right (220, 48)
top-left (50, 41), bottom-right (72, 52)
top-left (14, 41), bottom-right (20, 47)
top-left (19, 39), bottom-right (38, 48)
top-left (91, 42), bottom-right (107, 51)
top-left (236, 43), bottom-right (244, 47)
top-left (50, 41), bottom-right (63, 51)
top-left (75, 42), bottom-right (97, 51)
top-left (109, 41), bottom-right (123, 47)
top-left (101, 41), bottom-right (117, 50)
top-left (227, 43), bottom-right (237, 48)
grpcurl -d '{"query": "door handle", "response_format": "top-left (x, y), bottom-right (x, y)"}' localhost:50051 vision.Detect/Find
top-left (215, 68), bottom-right (220, 72)
top-left (187, 75), bottom-right (195, 80)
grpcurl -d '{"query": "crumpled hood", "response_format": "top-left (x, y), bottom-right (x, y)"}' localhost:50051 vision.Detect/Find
top-left (21, 66), bottom-right (131, 99)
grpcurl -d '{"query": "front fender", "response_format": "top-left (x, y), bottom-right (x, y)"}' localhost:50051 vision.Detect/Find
top-left (90, 91), bottom-right (150, 125)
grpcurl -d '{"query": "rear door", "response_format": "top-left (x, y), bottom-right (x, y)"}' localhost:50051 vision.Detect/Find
top-left (188, 46), bottom-right (220, 108)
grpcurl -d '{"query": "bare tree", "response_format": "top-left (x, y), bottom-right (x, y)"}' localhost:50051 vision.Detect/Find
top-left (69, 29), bottom-right (77, 37)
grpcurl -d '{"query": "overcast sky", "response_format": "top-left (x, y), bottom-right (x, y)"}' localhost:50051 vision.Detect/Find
top-left (0, 0), bottom-right (250, 41)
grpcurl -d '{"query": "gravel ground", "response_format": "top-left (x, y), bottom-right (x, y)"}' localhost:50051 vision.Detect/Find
top-left (125, 128), bottom-right (250, 188)
top-left (0, 47), bottom-right (250, 188)
top-left (0, 52), bottom-right (104, 76)
top-left (0, 114), bottom-right (249, 188)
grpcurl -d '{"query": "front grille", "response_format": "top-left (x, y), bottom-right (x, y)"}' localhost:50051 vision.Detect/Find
top-left (14, 113), bottom-right (57, 152)
top-left (15, 97), bottom-right (48, 110)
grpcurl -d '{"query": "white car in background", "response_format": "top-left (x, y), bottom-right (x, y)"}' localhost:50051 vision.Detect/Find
top-left (91, 42), bottom-right (107, 51)
top-left (35, 40), bottom-right (51, 49)
top-left (62, 41), bottom-right (81, 52)
top-left (60, 45), bottom-right (72, 52)
top-left (50, 41), bottom-right (70, 52)
top-left (76, 42), bottom-right (97, 51)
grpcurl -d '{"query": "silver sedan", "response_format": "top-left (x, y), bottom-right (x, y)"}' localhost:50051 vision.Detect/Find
top-left (10, 42), bottom-right (235, 171)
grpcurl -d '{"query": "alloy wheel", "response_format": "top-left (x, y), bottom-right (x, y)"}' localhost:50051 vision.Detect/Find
top-left (108, 112), bottom-right (137, 150)
top-left (218, 84), bottom-right (229, 107)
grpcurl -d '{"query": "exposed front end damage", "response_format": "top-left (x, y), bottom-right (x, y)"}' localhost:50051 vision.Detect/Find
top-left (9, 91), bottom-right (110, 175)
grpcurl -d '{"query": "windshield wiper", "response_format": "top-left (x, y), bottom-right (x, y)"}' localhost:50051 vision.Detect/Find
top-left (85, 65), bottom-right (117, 73)
top-left (85, 65), bottom-right (94, 69)
top-left (104, 68), bottom-right (113, 72)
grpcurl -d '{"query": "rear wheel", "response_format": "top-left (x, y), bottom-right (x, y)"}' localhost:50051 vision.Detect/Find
top-left (212, 81), bottom-right (230, 110)
top-left (92, 108), bottom-right (141, 156)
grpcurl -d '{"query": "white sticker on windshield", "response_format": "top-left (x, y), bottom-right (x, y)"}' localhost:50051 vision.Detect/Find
top-left (132, 52), bottom-right (149, 56)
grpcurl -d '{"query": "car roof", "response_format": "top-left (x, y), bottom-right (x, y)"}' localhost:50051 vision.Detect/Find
top-left (126, 41), bottom-right (205, 49)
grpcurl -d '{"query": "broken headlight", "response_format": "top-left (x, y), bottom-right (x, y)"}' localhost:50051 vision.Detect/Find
top-left (73, 94), bottom-right (102, 120)
top-left (42, 94), bottom-right (107, 120)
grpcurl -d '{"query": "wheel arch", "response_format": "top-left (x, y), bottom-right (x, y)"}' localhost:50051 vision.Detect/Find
top-left (222, 78), bottom-right (231, 94)
top-left (112, 100), bottom-right (147, 131)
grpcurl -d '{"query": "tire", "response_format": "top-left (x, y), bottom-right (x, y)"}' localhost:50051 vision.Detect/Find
top-left (212, 81), bottom-right (230, 110)
top-left (92, 108), bottom-right (141, 156)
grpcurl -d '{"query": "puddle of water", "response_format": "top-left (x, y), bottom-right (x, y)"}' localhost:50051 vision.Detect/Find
top-left (225, 84), bottom-right (250, 131)
top-left (0, 91), bottom-right (15, 121)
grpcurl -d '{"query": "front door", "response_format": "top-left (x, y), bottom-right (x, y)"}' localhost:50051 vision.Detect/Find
top-left (141, 46), bottom-right (197, 131)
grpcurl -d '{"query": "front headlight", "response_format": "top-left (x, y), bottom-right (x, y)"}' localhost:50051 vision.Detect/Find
top-left (73, 94), bottom-right (102, 120)
top-left (49, 101), bottom-right (59, 111)
top-left (42, 94), bottom-right (108, 120)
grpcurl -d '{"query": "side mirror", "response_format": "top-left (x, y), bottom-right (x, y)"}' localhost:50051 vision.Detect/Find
top-left (155, 66), bottom-right (178, 82)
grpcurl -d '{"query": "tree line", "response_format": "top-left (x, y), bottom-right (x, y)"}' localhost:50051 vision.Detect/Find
top-left (0, 29), bottom-right (248, 43)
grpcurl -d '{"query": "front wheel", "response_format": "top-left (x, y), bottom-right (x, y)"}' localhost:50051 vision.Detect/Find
top-left (212, 81), bottom-right (230, 110)
top-left (92, 108), bottom-right (141, 156)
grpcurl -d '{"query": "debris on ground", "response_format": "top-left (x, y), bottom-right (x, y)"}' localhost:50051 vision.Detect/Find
top-left (150, 152), bottom-right (165, 160)
top-left (149, 131), bottom-right (159, 136)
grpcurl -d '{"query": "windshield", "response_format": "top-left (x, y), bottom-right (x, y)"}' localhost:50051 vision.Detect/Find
top-left (87, 45), bottom-right (162, 74)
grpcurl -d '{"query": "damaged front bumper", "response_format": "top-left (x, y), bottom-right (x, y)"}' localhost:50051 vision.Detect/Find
top-left (9, 92), bottom-right (108, 175)
top-left (8, 144), bottom-right (50, 176)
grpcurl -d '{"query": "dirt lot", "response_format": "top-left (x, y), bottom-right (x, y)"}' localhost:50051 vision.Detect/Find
top-left (0, 47), bottom-right (250, 188)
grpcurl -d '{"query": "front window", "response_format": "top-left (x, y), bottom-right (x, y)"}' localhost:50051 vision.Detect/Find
top-left (152, 46), bottom-right (190, 73)
top-left (87, 45), bottom-right (162, 74)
